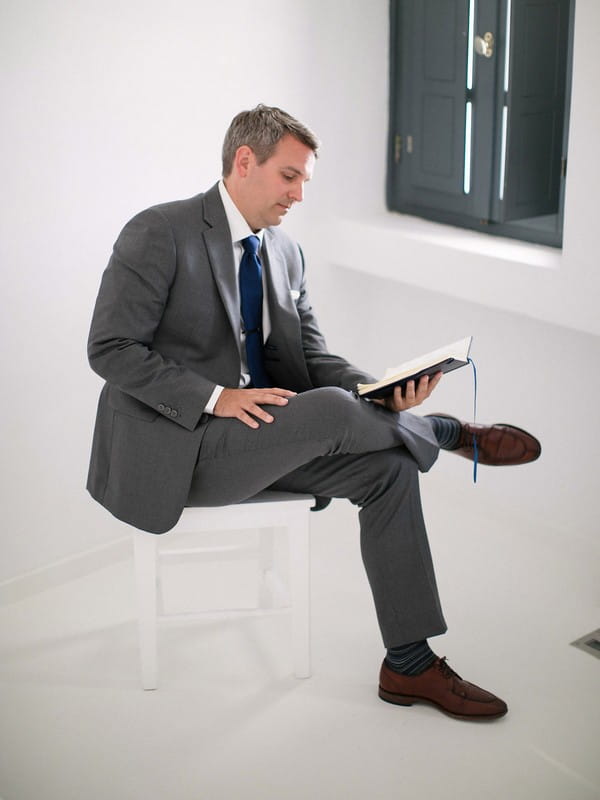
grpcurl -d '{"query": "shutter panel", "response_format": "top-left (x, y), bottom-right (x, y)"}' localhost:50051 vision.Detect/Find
top-left (500, 0), bottom-right (570, 221)
top-left (388, 0), bottom-right (472, 215)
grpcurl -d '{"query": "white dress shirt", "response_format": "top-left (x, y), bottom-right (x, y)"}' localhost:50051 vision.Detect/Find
top-left (204, 181), bottom-right (272, 413)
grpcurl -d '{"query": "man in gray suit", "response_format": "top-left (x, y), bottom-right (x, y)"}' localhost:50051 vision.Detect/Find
top-left (88, 104), bottom-right (540, 720)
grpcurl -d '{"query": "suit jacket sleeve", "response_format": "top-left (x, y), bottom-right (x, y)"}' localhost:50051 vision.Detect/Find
top-left (87, 207), bottom-right (215, 431)
top-left (295, 248), bottom-right (376, 391)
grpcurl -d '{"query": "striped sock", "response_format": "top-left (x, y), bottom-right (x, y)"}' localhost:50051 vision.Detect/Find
top-left (428, 415), bottom-right (461, 450)
top-left (386, 640), bottom-right (437, 676)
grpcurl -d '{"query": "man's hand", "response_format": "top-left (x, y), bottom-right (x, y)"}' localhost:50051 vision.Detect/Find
top-left (214, 387), bottom-right (297, 429)
top-left (373, 372), bottom-right (442, 413)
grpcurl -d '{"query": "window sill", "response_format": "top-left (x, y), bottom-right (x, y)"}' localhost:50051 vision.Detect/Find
top-left (312, 212), bottom-right (566, 327)
top-left (346, 212), bottom-right (563, 271)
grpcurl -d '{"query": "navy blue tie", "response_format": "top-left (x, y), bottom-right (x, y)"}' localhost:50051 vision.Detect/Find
top-left (239, 235), bottom-right (270, 388)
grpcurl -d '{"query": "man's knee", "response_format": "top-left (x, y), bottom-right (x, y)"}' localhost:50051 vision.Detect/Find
top-left (292, 386), bottom-right (361, 427)
top-left (302, 385), bottom-right (356, 407)
top-left (285, 386), bottom-right (403, 460)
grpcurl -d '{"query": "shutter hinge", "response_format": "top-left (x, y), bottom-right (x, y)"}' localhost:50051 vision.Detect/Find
top-left (394, 134), bottom-right (402, 163)
top-left (394, 134), bottom-right (414, 163)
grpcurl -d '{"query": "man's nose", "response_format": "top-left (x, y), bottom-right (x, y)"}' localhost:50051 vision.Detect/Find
top-left (288, 182), bottom-right (304, 203)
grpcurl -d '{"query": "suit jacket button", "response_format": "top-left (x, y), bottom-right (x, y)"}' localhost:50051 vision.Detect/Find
top-left (170, 409), bottom-right (178, 418)
top-left (164, 406), bottom-right (172, 414)
top-left (158, 403), bottom-right (165, 412)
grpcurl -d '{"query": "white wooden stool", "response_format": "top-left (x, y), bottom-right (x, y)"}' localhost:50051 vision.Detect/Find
top-left (132, 490), bottom-right (314, 690)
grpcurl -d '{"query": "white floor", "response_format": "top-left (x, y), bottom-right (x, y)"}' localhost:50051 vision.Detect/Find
top-left (1, 476), bottom-right (598, 800)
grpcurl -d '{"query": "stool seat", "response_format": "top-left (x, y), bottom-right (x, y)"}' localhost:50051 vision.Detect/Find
top-left (132, 491), bottom-right (314, 690)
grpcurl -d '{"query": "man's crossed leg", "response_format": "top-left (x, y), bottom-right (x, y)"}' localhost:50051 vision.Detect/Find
top-left (189, 386), bottom-right (539, 720)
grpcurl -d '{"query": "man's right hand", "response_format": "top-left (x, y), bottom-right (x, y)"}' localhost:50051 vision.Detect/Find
top-left (213, 387), bottom-right (297, 429)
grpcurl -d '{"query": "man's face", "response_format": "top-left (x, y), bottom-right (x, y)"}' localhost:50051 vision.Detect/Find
top-left (233, 134), bottom-right (315, 231)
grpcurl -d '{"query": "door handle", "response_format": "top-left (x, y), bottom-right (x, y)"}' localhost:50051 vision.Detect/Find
top-left (474, 32), bottom-right (494, 58)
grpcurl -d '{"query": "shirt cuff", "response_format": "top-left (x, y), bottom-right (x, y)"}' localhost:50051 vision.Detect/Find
top-left (204, 384), bottom-right (224, 414)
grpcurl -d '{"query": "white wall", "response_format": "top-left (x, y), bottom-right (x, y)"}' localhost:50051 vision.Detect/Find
top-left (1, 0), bottom-right (597, 583)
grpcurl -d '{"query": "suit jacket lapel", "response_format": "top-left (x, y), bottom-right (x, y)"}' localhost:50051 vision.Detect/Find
top-left (261, 229), bottom-right (314, 391)
top-left (202, 185), bottom-right (241, 357)
top-left (262, 229), bottom-right (297, 333)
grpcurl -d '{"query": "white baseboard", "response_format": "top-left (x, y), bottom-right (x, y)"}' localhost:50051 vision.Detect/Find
top-left (0, 537), bottom-right (131, 606)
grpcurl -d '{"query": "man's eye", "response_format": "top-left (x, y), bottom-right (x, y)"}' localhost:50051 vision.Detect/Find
top-left (283, 174), bottom-right (295, 181)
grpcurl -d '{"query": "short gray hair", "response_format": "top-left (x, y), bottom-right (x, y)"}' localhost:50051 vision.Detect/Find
top-left (222, 104), bottom-right (320, 177)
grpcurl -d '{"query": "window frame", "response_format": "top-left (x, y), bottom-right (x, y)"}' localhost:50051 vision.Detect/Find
top-left (386, 0), bottom-right (575, 249)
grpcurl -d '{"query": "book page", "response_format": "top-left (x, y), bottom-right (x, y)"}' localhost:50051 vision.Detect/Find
top-left (382, 337), bottom-right (472, 380)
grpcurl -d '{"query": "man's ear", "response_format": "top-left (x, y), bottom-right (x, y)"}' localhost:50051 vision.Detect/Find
top-left (233, 145), bottom-right (255, 177)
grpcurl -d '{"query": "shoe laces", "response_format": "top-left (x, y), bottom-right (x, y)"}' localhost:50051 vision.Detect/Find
top-left (436, 656), bottom-right (461, 680)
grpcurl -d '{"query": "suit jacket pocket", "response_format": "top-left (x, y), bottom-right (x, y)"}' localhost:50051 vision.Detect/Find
top-left (264, 341), bottom-right (281, 363)
top-left (108, 386), bottom-right (159, 422)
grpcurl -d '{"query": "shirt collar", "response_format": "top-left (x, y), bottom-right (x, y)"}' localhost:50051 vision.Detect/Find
top-left (218, 179), bottom-right (264, 247)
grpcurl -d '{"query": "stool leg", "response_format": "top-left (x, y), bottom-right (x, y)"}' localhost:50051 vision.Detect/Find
top-left (133, 533), bottom-right (159, 690)
top-left (288, 513), bottom-right (311, 678)
top-left (258, 527), bottom-right (275, 609)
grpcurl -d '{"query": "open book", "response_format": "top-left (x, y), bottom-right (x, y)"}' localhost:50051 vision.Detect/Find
top-left (357, 337), bottom-right (473, 400)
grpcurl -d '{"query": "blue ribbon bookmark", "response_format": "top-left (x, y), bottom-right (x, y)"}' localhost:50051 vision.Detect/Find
top-left (468, 357), bottom-right (478, 483)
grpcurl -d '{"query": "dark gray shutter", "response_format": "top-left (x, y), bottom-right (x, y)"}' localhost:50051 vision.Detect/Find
top-left (388, 0), bottom-right (472, 216)
top-left (498, 0), bottom-right (570, 221)
top-left (387, 0), bottom-right (572, 244)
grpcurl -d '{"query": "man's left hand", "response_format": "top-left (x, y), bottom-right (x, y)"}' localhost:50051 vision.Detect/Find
top-left (373, 372), bottom-right (442, 412)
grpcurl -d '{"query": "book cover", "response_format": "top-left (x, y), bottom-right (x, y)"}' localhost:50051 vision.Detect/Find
top-left (357, 337), bottom-right (473, 400)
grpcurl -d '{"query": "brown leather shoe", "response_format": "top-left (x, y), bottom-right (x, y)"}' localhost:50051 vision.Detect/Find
top-left (378, 657), bottom-right (508, 720)
top-left (434, 414), bottom-right (541, 466)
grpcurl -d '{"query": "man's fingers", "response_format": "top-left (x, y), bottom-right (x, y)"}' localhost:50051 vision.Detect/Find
top-left (214, 387), bottom-right (296, 426)
top-left (253, 390), bottom-right (294, 406)
top-left (424, 372), bottom-right (442, 394)
top-left (384, 372), bottom-right (443, 412)
top-left (230, 402), bottom-right (274, 428)
top-left (418, 373), bottom-right (442, 401)
top-left (414, 375), bottom-right (430, 400)
top-left (238, 411), bottom-right (259, 429)
top-left (239, 410), bottom-right (262, 429)
top-left (265, 387), bottom-right (297, 397)
top-left (246, 403), bottom-right (274, 424)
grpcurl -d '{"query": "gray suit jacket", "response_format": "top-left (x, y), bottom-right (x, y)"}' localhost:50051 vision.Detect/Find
top-left (87, 183), bottom-right (374, 533)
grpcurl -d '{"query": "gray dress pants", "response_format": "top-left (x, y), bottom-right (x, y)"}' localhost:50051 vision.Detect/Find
top-left (187, 386), bottom-right (447, 647)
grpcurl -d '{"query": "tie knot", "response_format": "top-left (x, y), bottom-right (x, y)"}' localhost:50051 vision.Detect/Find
top-left (241, 235), bottom-right (260, 256)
